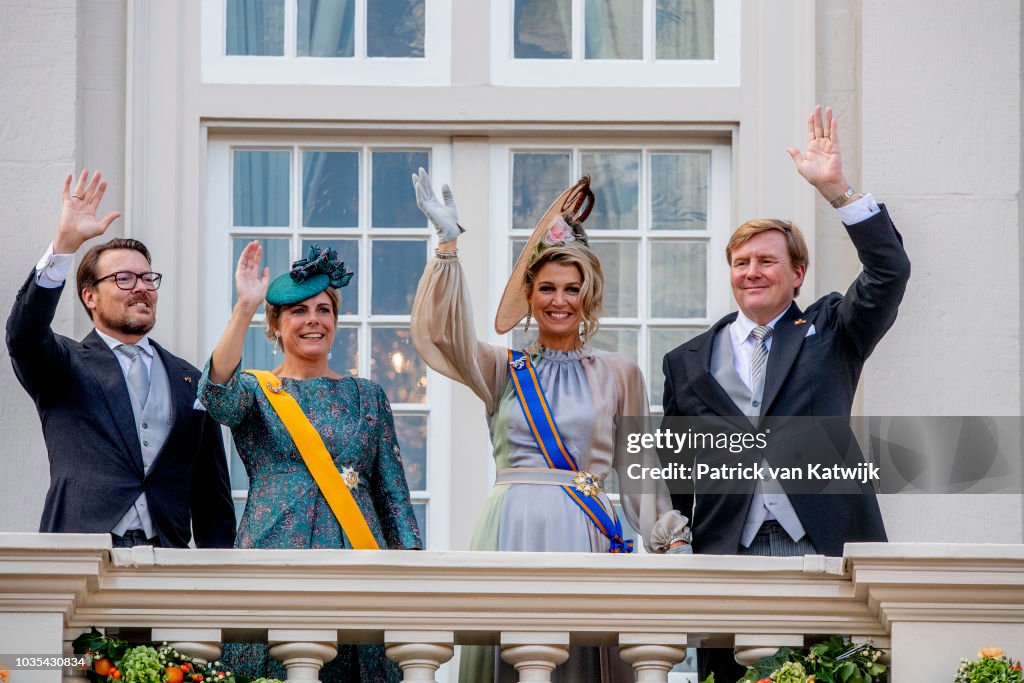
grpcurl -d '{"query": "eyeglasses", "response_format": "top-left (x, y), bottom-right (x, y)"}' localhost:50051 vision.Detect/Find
top-left (95, 271), bottom-right (163, 290)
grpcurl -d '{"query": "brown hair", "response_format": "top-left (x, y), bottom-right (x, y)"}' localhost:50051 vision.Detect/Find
top-left (726, 219), bottom-right (809, 296)
top-left (265, 286), bottom-right (341, 341)
top-left (76, 238), bottom-right (152, 320)
top-left (524, 244), bottom-right (604, 341)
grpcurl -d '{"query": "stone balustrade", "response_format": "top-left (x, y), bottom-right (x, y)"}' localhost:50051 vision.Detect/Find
top-left (2, 534), bottom-right (1024, 682)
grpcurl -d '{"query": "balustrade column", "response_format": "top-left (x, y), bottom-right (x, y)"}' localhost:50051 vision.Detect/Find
top-left (852, 635), bottom-right (891, 664)
top-left (384, 631), bottom-right (454, 682)
top-left (268, 630), bottom-right (338, 683)
top-left (499, 632), bottom-right (570, 683)
top-left (618, 633), bottom-right (688, 683)
top-left (734, 634), bottom-right (804, 666)
top-left (64, 627), bottom-right (93, 683)
top-left (151, 629), bottom-right (222, 665)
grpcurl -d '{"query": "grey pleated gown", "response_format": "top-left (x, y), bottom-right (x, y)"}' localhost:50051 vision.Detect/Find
top-left (412, 255), bottom-right (689, 683)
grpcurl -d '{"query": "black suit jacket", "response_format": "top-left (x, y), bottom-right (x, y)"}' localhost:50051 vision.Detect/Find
top-left (662, 205), bottom-right (910, 557)
top-left (6, 272), bottom-right (235, 548)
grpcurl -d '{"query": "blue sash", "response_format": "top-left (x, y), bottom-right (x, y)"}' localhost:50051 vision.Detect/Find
top-left (507, 349), bottom-right (633, 553)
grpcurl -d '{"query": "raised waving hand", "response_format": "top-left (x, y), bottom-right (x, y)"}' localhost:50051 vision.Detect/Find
top-left (209, 240), bottom-right (269, 384)
top-left (787, 105), bottom-right (855, 204)
top-left (411, 167), bottom-right (463, 245)
top-left (235, 240), bottom-right (271, 311)
top-left (54, 170), bottom-right (122, 253)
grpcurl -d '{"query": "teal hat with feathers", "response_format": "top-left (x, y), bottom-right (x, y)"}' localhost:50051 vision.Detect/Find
top-left (265, 244), bottom-right (355, 306)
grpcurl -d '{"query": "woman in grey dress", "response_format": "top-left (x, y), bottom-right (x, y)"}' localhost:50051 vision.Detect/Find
top-left (409, 169), bottom-right (691, 682)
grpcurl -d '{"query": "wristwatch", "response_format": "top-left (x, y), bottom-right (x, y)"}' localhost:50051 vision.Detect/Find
top-left (829, 186), bottom-right (856, 208)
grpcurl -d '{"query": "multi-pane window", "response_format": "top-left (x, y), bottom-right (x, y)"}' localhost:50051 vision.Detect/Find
top-left (207, 141), bottom-right (451, 546)
top-left (225, 0), bottom-right (425, 57)
top-left (513, 0), bottom-right (714, 61)
top-left (202, 0), bottom-right (451, 84)
top-left (492, 0), bottom-right (739, 86)
top-left (501, 144), bottom-right (730, 408)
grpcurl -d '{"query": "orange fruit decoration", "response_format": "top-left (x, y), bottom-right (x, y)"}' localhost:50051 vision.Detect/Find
top-left (111, 669), bottom-right (121, 680)
top-left (94, 659), bottom-right (113, 676)
top-left (165, 667), bottom-right (184, 683)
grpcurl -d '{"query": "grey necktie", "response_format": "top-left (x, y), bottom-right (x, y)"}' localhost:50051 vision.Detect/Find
top-left (750, 325), bottom-right (773, 394)
top-left (118, 344), bottom-right (151, 407)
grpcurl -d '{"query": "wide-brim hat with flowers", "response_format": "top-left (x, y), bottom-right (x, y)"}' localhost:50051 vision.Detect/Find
top-left (266, 243), bottom-right (355, 306)
top-left (494, 176), bottom-right (595, 334)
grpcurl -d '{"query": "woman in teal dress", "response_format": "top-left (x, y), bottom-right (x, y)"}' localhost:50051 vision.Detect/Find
top-left (199, 242), bottom-right (421, 682)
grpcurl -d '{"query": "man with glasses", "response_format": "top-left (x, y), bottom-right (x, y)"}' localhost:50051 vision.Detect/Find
top-left (6, 170), bottom-right (235, 548)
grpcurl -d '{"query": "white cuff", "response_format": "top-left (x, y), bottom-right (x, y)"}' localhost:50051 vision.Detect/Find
top-left (837, 192), bottom-right (880, 225)
top-left (34, 243), bottom-right (75, 289)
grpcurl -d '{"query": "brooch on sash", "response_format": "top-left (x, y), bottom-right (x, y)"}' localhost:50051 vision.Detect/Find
top-left (572, 470), bottom-right (603, 498)
top-left (341, 465), bottom-right (360, 489)
top-left (506, 347), bottom-right (632, 552)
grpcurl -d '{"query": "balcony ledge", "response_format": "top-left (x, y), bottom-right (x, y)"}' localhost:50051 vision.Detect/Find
top-left (3, 535), bottom-right (1024, 680)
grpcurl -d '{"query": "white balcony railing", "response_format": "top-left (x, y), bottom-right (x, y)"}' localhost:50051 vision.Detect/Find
top-left (1, 534), bottom-right (1023, 682)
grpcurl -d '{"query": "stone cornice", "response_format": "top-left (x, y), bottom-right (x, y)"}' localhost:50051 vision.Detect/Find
top-left (847, 543), bottom-right (1024, 630)
top-left (0, 533), bottom-right (109, 616)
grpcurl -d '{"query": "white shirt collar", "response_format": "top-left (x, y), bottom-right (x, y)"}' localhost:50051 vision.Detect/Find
top-left (730, 308), bottom-right (789, 347)
top-left (95, 328), bottom-right (154, 357)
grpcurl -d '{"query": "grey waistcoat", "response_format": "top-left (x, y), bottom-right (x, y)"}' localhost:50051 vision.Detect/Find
top-left (111, 350), bottom-right (173, 538)
top-left (710, 326), bottom-right (807, 546)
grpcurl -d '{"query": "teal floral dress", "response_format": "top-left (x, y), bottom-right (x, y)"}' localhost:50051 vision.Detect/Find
top-left (199, 363), bottom-right (422, 682)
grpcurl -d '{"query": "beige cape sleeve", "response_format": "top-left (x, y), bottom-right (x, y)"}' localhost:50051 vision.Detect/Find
top-left (411, 256), bottom-right (509, 415)
top-left (608, 353), bottom-right (691, 552)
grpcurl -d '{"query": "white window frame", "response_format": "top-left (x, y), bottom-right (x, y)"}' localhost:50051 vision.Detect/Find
top-left (490, 0), bottom-right (740, 86)
top-left (201, 0), bottom-right (452, 85)
top-left (487, 139), bottom-right (732, 411)
top-left (205, 136), bottom-right (453, 550)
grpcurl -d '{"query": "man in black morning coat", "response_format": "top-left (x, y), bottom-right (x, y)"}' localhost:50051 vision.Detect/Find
top-left (6, 169), bottom-right (235, 548)
top-left (661, 108), bottom-right (910, 680)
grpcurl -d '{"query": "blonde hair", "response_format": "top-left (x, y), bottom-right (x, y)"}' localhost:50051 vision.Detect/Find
top-left (265, 287), bottom-right (340, 341)
top-left (524, 244), bottom-right (604, 341)
top-left (726, 219), bottom-right (809, 296)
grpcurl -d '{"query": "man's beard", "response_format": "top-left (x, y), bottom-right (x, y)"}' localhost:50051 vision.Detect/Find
top-left (95, 305), bottom-right (156, 336)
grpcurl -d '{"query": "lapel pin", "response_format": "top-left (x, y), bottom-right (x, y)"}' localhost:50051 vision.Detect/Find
top-left (184, 376), bottom-right (193, 383)
top-left (794, 318), bottom-right (807, 325)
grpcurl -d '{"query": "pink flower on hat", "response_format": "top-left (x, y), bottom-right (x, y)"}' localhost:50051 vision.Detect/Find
top-left (543, 216), bottom-right (576, 246)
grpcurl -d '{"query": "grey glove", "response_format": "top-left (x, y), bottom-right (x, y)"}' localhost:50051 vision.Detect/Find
top-left (665, 543), bottom-right (694, 555)
top-left (649, 509), bottom-right (692, 553)
top-left (411, 167), bottom-right (464, 244)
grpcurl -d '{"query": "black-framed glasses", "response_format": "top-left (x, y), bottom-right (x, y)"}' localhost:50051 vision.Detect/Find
top-left (95, 271), bottom-right (163, 290)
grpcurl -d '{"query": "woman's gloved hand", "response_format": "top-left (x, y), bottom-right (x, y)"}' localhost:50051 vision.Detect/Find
top-left (411, 167), bottom-right (464, 244)
top-left (665, 542), bottom-right (694, 555)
